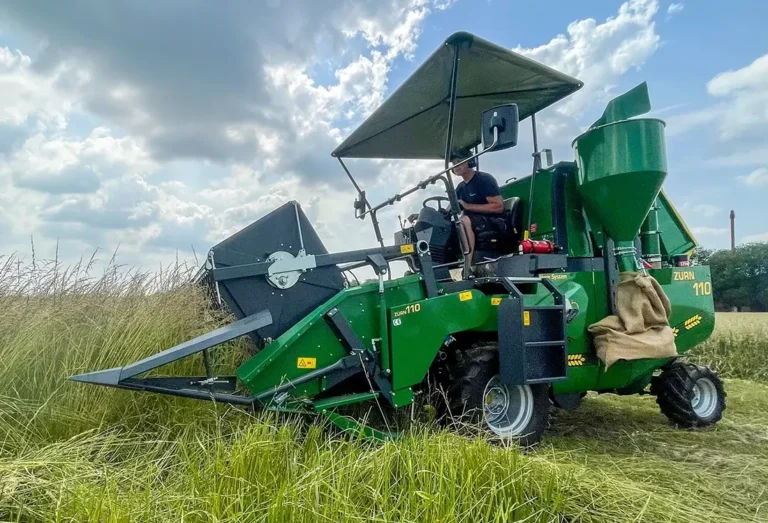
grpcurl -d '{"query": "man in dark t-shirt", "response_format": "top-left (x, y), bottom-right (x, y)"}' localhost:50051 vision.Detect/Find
top-left (451, 148), bottom-right (504, 263)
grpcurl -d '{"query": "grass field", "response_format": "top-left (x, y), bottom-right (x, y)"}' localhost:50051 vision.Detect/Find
top-left (1, 258), bottom-right (767, 522)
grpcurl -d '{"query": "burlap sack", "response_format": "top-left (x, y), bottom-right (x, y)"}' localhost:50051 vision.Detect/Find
top-left (588, 271), bottom-right (677, 369)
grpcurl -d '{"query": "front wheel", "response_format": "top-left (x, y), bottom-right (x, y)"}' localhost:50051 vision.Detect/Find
top-left (652, 362), bottom-right (726, 428)
top-left (447, 344), bottom-right (551, 447)
top-left (482, 377), bottom-right (551, 445)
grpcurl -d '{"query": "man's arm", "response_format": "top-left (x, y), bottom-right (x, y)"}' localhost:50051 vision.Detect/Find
top-left (459, 196), bottom-right (504, 213)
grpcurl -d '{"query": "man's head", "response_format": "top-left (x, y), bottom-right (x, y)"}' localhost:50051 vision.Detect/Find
top-left (450, 147), bottom-right (475, 177)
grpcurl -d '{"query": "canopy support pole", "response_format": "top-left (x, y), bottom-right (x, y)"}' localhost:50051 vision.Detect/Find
top-left (338, 157), bottom-right (366, 198)
top-left (443, 42), bottom-right (461, 214)
top-left (531, 113), bottom-right (541, 173)
top-left (443, 41), bottom-right (472, 278)
top-left (525, 113), bottom-right (541, 239)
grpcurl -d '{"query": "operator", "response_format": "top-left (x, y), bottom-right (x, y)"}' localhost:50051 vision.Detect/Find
top-left (450, 147), bottom-right (504, 263)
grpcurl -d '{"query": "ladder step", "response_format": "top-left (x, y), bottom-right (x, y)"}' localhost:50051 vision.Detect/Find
top-left (525, 341), bottom-right (566, 347)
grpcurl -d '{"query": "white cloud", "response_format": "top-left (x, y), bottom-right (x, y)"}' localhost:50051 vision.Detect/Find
top-left (708, 54), bottom-right (768, 96)
top-left (691, 227), bottom-right (728, 236)
top-left (738, 167), bottom-right (768, 186)
top-left (0, 0), bottom-right (436, 169)
top-left (0, 47), bottom-right (76, 132)
top-left (432, 0), bottom-right (459, 10)
top-left (683, 203), bottom-right (723, 218)
top-left (516, 0), bottom-right (661, 118)
top-left (667, 3), bottom-right (684, 15)
top-left (669, 53), bottom-right (768, 141)
top-left (2, 128), bottom-right (154, 195)
top-left (743, 231), bottom-right (768, 244)
top-left (0, 0), bottom-right (671, 271)
top-left (0, 0), bottom-right (446, 264)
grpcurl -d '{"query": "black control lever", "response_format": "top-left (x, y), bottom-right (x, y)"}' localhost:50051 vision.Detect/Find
top-left (353, 191), bottom-right (367, 219)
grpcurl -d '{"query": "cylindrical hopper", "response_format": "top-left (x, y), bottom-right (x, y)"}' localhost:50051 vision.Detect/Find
top-left (573, 118), bottom-right (667, 271)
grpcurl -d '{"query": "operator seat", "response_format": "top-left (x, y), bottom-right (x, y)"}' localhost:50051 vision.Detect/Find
top-left (473, 197), bottom-right (523, 255)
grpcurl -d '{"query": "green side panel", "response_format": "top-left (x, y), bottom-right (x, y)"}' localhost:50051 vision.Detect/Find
top-left (562, 171), bottom-right (594, 257)
top-left (389, 289), bottom-right (493, 390)
top-left (651, 265), bottom-right (715, 352)
top-left (236, 275), bottom-right (426, 397)
top-left (542, 272), bottom-right (604, 394)
top-left (501, 169), bottom-right (555, 240)
top-left (656, 189), bottom-right (698, 259)
top-left (500, 164), bottom-right (593, 257)
top-left (573, 118), bottom-right (668, 243)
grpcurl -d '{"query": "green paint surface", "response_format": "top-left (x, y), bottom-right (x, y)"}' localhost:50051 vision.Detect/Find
top-left (574, 118), bottom-right (667, 243)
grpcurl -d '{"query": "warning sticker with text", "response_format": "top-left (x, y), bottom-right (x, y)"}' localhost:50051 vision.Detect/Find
top-left (297, 357), bottom-right (317, 369)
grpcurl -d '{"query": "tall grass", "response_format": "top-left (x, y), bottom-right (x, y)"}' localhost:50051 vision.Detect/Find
top-left (0, 253), bottom-right (767, 522)
top-left (688, 312), bottom-right (768, 382)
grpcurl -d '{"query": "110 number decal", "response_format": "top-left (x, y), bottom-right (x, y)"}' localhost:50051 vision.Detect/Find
top-left (693, 281), bottom-right (712, 296)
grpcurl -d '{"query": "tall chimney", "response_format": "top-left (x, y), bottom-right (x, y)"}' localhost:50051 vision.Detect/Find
top-left (730, 210), bottom-right (736, 252)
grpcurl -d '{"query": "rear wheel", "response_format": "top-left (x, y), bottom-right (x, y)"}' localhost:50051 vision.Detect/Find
top-left (652, 362), bottom-right (726, 428)
top-left (447, 343), bottom-right (551, 446)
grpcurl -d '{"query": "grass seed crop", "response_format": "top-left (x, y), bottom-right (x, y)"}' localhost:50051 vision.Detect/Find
top-left (1, 255), bottom-right (766, 522)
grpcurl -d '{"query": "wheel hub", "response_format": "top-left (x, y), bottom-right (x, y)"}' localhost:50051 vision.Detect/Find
top-left (482, 376), bottom-right (534, 437)
top-left (692, 377), bottom-right (718, 419)
top-left (485, 385), bottom-right (509, 422)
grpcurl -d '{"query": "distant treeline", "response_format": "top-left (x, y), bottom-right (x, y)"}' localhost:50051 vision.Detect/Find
top-left (694, 242), bottom-right (768, 312)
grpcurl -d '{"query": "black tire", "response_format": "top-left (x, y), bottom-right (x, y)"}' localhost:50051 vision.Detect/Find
top-left (446, 343), bottom-right (552, 447)
top-left (651, 362), bottom-right (726, 428)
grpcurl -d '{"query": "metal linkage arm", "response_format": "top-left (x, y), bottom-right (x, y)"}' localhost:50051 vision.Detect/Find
top-left (69, 310), bottom-right (273, 388)
top-left (212, 244), bottom-right (416, 282)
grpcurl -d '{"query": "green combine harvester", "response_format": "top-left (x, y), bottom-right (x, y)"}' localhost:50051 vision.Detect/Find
top-left (71, 32), bottom-right (724, 445)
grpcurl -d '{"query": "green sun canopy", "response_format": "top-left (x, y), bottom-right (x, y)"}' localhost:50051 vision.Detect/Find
top-left (332, 32), bottom-right (583, 160)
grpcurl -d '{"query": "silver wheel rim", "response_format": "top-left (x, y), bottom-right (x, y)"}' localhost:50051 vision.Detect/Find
top-left (692, 377), bottom-right (718, 419)
top-left (482, 376), bottom-right (534, 437)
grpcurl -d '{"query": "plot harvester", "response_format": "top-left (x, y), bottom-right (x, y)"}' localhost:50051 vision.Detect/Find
top-left (71, 33), bottom-right (724, 444)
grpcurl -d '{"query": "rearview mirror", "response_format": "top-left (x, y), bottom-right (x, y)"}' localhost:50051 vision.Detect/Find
top-left (482, 104), bottom-right (519, 152)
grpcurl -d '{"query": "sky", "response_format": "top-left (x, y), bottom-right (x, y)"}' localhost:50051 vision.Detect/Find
top-left (0, 0), bottom-right (766, 274)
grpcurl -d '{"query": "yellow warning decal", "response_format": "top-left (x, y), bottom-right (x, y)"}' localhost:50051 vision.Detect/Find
top-left (297, 357), bottom-right (317, 369)
top-left (684, 314), bottom-right (702, 330)
top-left (400, 244), bottom-right (415, 254)
top-left (491, 297), bottom-right (502, 306)
top-left (523, 310), bottom-right (530, 326)
top-left (459, 291), bottom-right (473, 301)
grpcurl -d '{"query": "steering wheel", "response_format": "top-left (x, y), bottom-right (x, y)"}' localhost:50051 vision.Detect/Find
top-left (422, 196), bottom-right (452, 214)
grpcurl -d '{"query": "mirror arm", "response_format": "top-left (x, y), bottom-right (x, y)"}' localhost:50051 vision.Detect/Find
top-left (369, 209), bottom-right (385, 247)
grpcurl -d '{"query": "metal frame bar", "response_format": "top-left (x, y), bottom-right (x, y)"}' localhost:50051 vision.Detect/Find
top-left (443, 42), bottom-right (462, 216)
top-left (212, 244), bottom-right (414, 282)
top-left (526, 113), bottom-right (539, 236)
top-left (604, 237), bottom-right (619, 315)
top-left (69, 310), bottom-right (274, 404)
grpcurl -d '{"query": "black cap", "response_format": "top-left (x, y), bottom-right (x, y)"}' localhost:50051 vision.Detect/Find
top-left (450, 147), bottom-right (472, 162)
